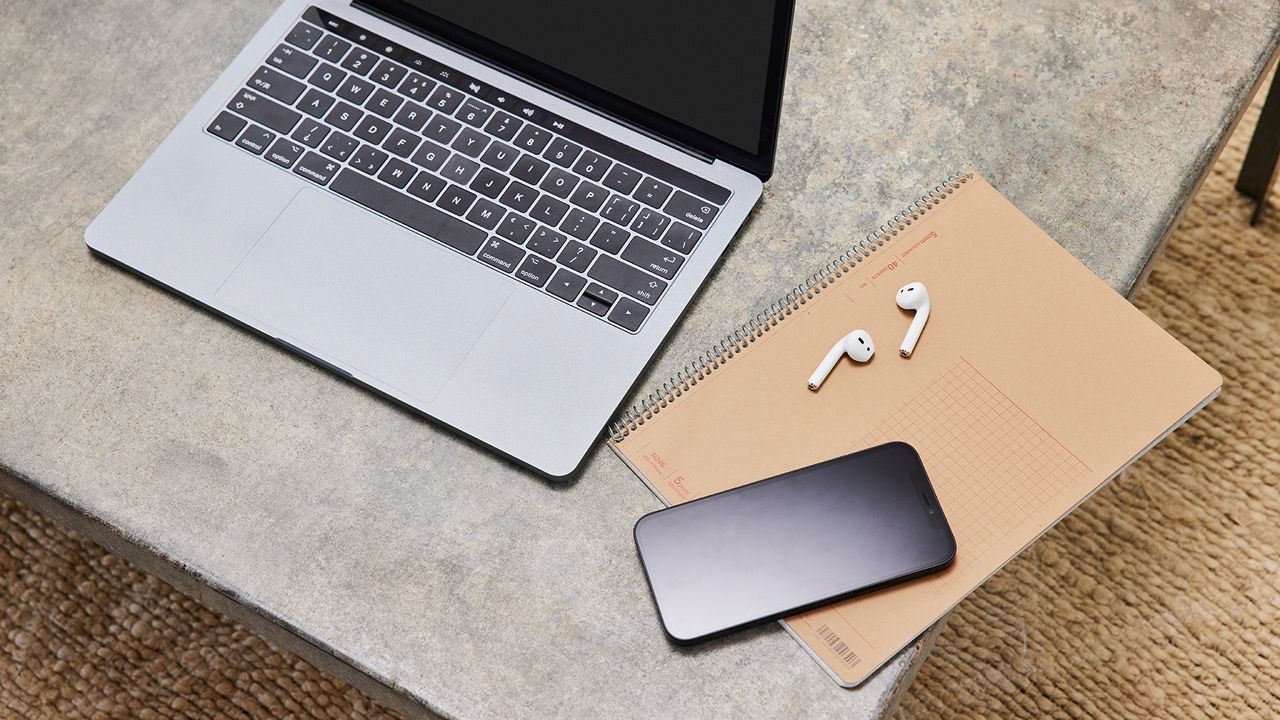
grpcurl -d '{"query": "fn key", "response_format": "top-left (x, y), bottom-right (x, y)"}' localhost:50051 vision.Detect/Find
top-left (608, 297), bottom-right (649, 331)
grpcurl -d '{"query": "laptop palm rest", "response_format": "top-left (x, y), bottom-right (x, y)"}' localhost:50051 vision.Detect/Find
top-left (215, 189), bottom-right (513, 405)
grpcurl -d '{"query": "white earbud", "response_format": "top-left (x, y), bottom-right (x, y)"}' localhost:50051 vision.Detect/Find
top-left (896, 282), bottom-right (930, 358)
top-left (808, 330), bottom-right (875, 390)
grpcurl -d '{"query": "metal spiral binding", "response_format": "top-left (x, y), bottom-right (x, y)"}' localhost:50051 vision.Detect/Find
top-left (608, 172), bottom-right (973, 443)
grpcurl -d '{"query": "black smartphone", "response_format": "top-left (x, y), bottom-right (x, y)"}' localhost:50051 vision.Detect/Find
top-left (633, 442), bottom-right (956, 644)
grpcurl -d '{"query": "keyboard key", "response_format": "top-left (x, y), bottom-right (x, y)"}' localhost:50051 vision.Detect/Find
top-left (456, 98), bottom-right (493, 127)
top-left (589, 222), bottom-right (629, 253)
top-left (293, 151), bottom-right (340, 185)
top-left (207, 111), bottom-right (246, 141)
top-left (426, 86), bottom-right (464, 114)
top-left (410, 139), bottom-right (449, 171)
top-left (348, 144), bottom-right (388, 175)
top-left (513, 125), bottom-right (551, 153)
top-left (510, 154), bottom-right (549, 184)
top-left (539, 167), bottom-right (579, 198)
top-left (547, 269), bottom-right (586, 302)
top-left (336, 76), bottom-right (374, 104)
top-left (407, 171), bottom-right (446, 203)
top-left (442, 155), bottom-right (480, 183)
top-left (478, 237), bottom-right (525, 273)
top-left (424, 115), bottom-right (462, 144)
top-left (631, 207), bottom-right (671, 240)
top-left (365, 88), bottom-right (403, 118)
top-left (308, 63), bottom-right (346, 92)
top-left (290, 119), bottom-right (329, 148)
top-left (267, 44), bottom-right (317, 79)
top-left (320, 131), bottom-right (358, 161)
top-left (497, 213), bottom-right (536, 243)
top-left (621, 237), bottom-right (684, 280)
top-left (584, 283), bottom-right (618, 306)
top-left (577, 293), bottom-right (610, 316)
top-left (527, 226), bottom-right (568, 258)
top-left (479, 141), bottom-right (518, 172)
top-left (353, 115), bottom-right (392, 144)
top-left (227, 89), bottom-right (301, 134)
top-left (569, 181), bottom-right (607, 213)
top-left (285, 22), bottom-right (321, 50)
top-left (633, 177), bottom-right (673, 208)
top-left (494, 212), bottom-right (535, 243)
top-left (484, 111), bottom-right (522, 142)
top-left (437, 184), bottom-right (476, 216)
top-left (392, 101), bottom-right (429, 131)
top-left (664, 190), bottom-right (720, 230)
top-left (470, 168), bottom-right (508, 198)
top-left (377, 157), bottom-right (416, 188)
top-left (249, 66), bottom-right (305, 104)
top-left (543, 137), bottom-right (582, 167)
top-left (297, 88), bottom-right (335, 118)
top-left (498, 180), bottom-right (537, 212)
top-left (560, 208), bottom-right (599, 241)
top-left (608, 297), bottom-right (649, 331)
top-left (324, 101), bottom-right (363, 131)
top-left (382, 127), bottom-right (421, 158)
top-left (515, 255), bottom-right (554, 288)
top-left (340, 48), bottom-right (376, 76)
top-left (465, 197), bottom-right (505, 230)
top-left (603, 164), bottom-right (641, 194)
top-left (236, 124), bottom-right (274, 155)
top-left (558, 240), bottom-right (597, 273)
top-left (530, 195), bottom-right (568, 226)
top-left (572, 151), bottom-right (611, 181)
top-left (601, 195), bottom-right (639, 225)
top-left (312, 35), bottom-right (351, 63)
top-left (370, 59), bottom-right (408, 89)
top-left (331, 169), bottom-right (486, 254)
top-left (661, 222), bottom-right (701, 254)
top-left (588, 254), bottom-right (667, 305)
top-left (451, 127), bottom-right (490, 158)
top-left (398, 72), bottom-right (436, 101)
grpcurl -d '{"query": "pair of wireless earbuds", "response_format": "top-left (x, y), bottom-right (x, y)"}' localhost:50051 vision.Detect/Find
top-left (807, 282), bottom-right (930, 390)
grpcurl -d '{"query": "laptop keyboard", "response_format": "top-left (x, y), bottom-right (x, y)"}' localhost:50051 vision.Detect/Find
top-left (206, 6), bottom-right (731, 333)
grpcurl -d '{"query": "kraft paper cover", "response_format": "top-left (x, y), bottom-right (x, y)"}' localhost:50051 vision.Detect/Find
top-left (610, 175), bottom-right (1221, 686)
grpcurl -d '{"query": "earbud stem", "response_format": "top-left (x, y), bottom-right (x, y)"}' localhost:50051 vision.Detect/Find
top-left (808, 342), bottom-right (845, 390)
top-left (899, 308), bottom-right (929, 357)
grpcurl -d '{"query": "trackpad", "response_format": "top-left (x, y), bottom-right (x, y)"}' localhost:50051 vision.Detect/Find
top-left (216, 189), bottom-right (512, 404)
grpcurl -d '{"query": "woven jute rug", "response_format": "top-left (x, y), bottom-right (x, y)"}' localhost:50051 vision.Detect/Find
top-left (2, 92), bottom-right (1277, 720)
top-left (898, 85), bottom-right (1280, 717)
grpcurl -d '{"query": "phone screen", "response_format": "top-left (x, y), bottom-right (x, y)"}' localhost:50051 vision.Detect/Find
top-left (633, 442), bottom-right (956, 643)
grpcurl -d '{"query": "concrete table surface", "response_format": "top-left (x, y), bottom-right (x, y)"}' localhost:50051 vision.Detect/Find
top-left (1, 1), bottom-right (1276, 717)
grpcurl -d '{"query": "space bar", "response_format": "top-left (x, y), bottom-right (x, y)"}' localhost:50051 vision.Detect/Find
top-left (331, 169), bottom-right (487, 255)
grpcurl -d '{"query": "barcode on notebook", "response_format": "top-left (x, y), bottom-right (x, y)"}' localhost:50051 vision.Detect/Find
top-left (815, 624), bottom-right (860, 667)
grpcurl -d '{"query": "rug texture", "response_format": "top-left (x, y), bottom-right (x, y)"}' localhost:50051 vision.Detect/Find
top-left (897, 84), bottom-right (1280, 717)
top-left (1, 83), bottom-right (1277, 720)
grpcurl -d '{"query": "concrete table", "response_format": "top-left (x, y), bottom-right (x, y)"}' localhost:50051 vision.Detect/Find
top-left (2, 1), bottom-right (1276, 717)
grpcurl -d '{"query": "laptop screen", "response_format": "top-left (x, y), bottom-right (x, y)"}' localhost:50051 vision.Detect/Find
top-left (363, 0), bottom-right (793, 179)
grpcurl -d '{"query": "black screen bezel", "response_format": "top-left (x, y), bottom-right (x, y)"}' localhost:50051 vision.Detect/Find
top-left (357, 0), bottom-right (795, 180)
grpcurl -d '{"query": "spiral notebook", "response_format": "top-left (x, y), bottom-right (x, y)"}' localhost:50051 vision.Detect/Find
top-left (608, 173), bottom-right (1221, 687)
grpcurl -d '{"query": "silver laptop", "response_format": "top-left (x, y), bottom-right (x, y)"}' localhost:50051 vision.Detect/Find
top-left (87, 0), bottom-right (795, 478)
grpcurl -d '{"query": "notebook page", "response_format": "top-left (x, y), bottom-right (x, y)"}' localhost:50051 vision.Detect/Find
top-left (611, 176), bottom-right (1221, 685)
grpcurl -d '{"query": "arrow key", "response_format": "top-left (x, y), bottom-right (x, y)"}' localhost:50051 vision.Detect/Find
top-left (607, 297), bottom-right (649, 332)
top-left (548, 269), bottom-right (586, 303)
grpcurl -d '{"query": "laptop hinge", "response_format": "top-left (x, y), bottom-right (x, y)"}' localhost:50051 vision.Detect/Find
top-left (351, 1), bottom-right (719, 166)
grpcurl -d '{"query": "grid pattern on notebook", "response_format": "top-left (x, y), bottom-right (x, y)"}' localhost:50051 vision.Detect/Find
top-left (854, 357), bottom-right (1091, 575)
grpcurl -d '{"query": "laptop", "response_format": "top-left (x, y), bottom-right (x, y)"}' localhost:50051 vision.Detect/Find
top-left (87, 0), bottom-right (795, 478)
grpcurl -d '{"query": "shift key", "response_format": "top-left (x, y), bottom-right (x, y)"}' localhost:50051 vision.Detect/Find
top-left (227, 88), bottom-right (301, 134)
top-left (587, 254), bottom-right (667, 305)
